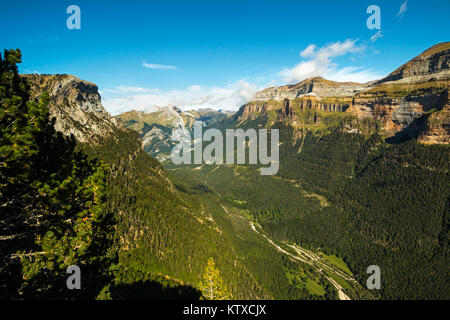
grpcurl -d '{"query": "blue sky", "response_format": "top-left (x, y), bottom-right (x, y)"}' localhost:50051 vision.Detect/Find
top-left (1, 0), bottom-right (449, 114)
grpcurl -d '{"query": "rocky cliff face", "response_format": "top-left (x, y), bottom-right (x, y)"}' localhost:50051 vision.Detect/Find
top-left (347, 42), bottom-right (449, 142)
top-left (236, 96), bottom-right (351, 124)
top-left (346, 89), bottom-right (448, 136)
top-left (22, 74), bottom-right (120, 143)
top-left (237, 77), bottom-right (370, 123)
top-left (238, 42), bottom-right (449, 144)
top-left (253, 77), bottom-right (369, 101)
top-left (417, 92), bottom-right (450, 144)
top-left (377, 42), bottom-right (450, 84)
top-left (21, 73), bottom-right (175, 190)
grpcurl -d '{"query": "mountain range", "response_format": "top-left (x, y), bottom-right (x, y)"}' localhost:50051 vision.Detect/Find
top-left (113, 42), bottom-right (449, 163)
top-left (1, 42), bottom-right (449, 300)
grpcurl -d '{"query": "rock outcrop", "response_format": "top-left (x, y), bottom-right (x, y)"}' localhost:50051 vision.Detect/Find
top-left (348, 42), bottom-right (449, 142)
top-left (238, 42), bottom-right (449, 144)
top-left (253, 77), bottom-right (369, 101)
top-left (376, 42), bottom-right (450, 84)
top-left (347, 86), bottom-right (448, 137)
top-left (237, 77), bottom-right (369, 123)
top-left (417, 94), bottom-right (450, 144)
top-left (22, 74), bottom-right (120, 143)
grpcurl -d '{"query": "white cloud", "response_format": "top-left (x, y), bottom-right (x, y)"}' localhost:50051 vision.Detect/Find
top-left (102, 80), bottom-right (260, 115)
top-left (142, 60), bottom-right (178, 70)
top-left (397, 0), bottom-right (408, 19)
top-left (279, 39), bottom-right (381, 84)
top-left (23, 69), bottom-right (40, 74)
top-left (103, 86), bottom-right (157, 94)
top-left (103, 39), bottom-right (386, 115)
top-left (187, 85), bottom-right (202, 91)
top-left (115, 86), bottom-right (149, 92)
top-left (370, 30), bottom-right (383, 42)
top-left (300, 44), bottom-right (317, 58)
top-left (326, 67), bottom-right (382, 83)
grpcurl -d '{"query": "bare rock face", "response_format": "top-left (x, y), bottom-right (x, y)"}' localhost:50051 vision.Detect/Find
top-left (253, 77), bottom-right (369, 101)
top-left (238, 77), bottom-right (367, 123)
top-left (418, 95), bottom-right (450, 144)
top-left (235, 102), bottom-right (272, 121)
top-left (347, 42), bottom-right (449, 142)
top-left (241, 43), bottom-right (449, 144)
top-left (237, 92), bottom-right (353, 125)
top-left (347, 94), bottom-right (439, 135)
top-left (377, 42), bottom-right (450, 84)
top-left (22, 74), bottom-right (120, 143)
top-left (278, 99), bottom-right (297, 122)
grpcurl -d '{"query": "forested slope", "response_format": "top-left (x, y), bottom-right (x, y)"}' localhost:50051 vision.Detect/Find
top-left (191, 113), bottom-right (450, 299)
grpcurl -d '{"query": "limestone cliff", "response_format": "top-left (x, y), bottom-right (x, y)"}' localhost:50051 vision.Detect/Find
top-left (417, 94), bottom-right (449, 144)
top-left (238, 42), bottom-right (449, 144)
top-left (376, 42), bottom-right (450, 84)
top-left (253, 77), bottom-right (369, 101)
top-left (22, 74), bottom-right (120, 143)
top-left (348, 42), bottom-right (449, 142)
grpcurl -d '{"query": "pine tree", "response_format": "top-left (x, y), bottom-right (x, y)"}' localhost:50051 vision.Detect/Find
top-left (0, 49), bottom-right (114, 299)
top-left (198, 257), bottom-right (231, 300)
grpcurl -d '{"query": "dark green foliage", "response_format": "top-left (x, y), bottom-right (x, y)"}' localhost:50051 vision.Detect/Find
top-left (84, 123), bottom-right (334, 299)
top-left (81, 129), bottom-right (269, 299)
top-left (0, 49), bottom-right (114, 299)
top-left (266, 127), bottom-right (450, 299)
top-left (166, 167), bottom-right (341, 300)
top-left (182, 114), bottom-right (449, 299)
top-left (2, 46), bottom-right (446, 300)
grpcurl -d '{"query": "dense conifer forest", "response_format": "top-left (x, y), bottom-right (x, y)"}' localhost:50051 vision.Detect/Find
top-left (1, 48), bottom-right (448, 300)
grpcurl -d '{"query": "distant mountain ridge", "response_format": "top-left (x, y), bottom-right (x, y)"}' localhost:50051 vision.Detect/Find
top-left (115, 106), bottom-right (231, 160)
top-left (376, 42), bottom-right (450, 84)
top-left (236, 42), bottom-right (449, 144)
top-left (22, 43), bottom-right (449, 147)
top-left (253, 77), bottom-right (370, 101)
top-left (18, 69), bottom-right (264, 300)
top-left (113, 43), bottom-right (449, 164)
top-left (13, 43), bottom-right (450, 300)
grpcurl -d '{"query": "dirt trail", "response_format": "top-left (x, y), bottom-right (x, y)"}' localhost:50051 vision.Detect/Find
top-left (249, 221), bottom-right (352, 300)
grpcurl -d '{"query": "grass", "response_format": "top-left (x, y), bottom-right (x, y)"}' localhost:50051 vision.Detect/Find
top-left (286, 269), bottom-right (326, 296)
top-left (325, 270), bottom-right (352, 292)
top-left (419, 42), bottom-right (450, 57)
top-left (364, 80), bottom-right (448, 98)
top-left (318, 253), bottom-right (353, 276)
top-left (305, 278), bottom-right (326, 296)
